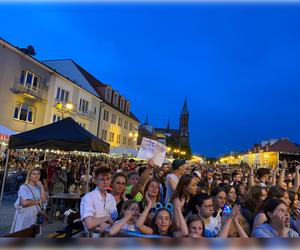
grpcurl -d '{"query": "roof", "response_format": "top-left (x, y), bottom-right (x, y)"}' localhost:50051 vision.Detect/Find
top-left (72, 60), bottom-right (140, 123)
top-left (42, 59), bottom-right (100, 97)
top-left (155, 128), bottom-right (179, 138)
top-left (9, 117), bottom-right (110, 153)
top-left (262, 138), bottom-right (300, 153)
top-left (181, 97), bottom-right (188, 115)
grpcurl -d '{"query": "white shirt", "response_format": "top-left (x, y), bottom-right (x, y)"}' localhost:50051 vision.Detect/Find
top-left (80, 187), bottom-right (117, 222)
top-left (205, 216), bottom-right (221, 237)
top-left (165, 173), bottom-right (179, 203)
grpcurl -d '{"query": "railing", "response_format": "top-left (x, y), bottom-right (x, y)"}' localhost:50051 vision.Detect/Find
top-left (77, 109), bottom-right (96, 119)
top-left (0, 170), bottom-right (27, 198)
top-left (12, 82), bottom-right (48, 101)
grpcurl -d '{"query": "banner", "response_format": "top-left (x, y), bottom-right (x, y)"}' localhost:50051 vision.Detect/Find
top-left (137, 137), bottom-right (167, 167)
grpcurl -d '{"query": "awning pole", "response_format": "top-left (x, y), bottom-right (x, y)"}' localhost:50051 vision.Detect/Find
top-left (0, 149), bottom-right (10, 205)
top-left (86, 151), bottom-right (91, 193)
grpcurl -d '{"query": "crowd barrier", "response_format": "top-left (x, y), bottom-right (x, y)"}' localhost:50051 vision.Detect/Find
top-left (0, 170), bottom-right (27, 198)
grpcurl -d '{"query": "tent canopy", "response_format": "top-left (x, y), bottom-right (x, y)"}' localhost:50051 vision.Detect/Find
top-left (8, 117), bottom-right (110, 153)
top-left (110, 147), bottom-right (138, 156)
top-left (0, 124), bottom-right (16, 136)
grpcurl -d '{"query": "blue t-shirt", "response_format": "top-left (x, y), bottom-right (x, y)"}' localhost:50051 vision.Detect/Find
top-left (254, 223), bottom-right (299, 238)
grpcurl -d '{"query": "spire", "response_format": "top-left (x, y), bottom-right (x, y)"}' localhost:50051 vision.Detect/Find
top-left (181, 97), bottom-right (188, 115)
top-left (144, 112), bottom-right (149, 125)
top-left (166, 119), bottom-right (170, 130)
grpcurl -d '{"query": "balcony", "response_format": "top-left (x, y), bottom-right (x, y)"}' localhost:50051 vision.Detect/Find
top-left (12, 82), bottom-right (48, 101)
top-left (77, 109), bottom-right (96, 120)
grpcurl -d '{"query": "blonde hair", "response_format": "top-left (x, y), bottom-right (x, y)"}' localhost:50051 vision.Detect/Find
top-left (25, 168), bottom-right (41, 184)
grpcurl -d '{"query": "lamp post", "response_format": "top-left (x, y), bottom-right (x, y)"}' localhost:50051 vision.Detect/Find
top-left (56, 102), bottom-right (73, 118)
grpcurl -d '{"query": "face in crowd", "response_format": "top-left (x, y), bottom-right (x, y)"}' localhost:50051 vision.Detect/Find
top-left (95, 173), bottom-right (111, 192)
top-left (128, 173), bottom-right (139, 186)
top-left (213, 191), bottom-right (227, 210)
top-left (185, 177), bottom-right (198, 196)
top-left (28, 170), bottom-right (40, 183)
top-left (147, 180), bottom-right (160, 198)
top-left (113, 176), bottom-right (127, 194)
top-left (227, 187), bottom-right (237, 205)
top-left (197, 198), bottom-right (214, 219)
top-left (189, 219), bottom-right (204, 239)
top-left (155, 209), bottom-right (172, 235)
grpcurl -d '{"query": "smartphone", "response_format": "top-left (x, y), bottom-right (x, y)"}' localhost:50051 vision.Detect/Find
top-left (222, 205), bottom-right (232, 217)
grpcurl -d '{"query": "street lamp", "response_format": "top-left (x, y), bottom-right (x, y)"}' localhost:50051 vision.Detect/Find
top-left (56, 102), bottom-right (73, 118)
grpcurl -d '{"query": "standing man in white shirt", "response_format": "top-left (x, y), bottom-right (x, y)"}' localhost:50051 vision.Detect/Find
top-left (80, 166), bottom-right (117, 236)
top-left (165, 159), bottom-right (187, 203)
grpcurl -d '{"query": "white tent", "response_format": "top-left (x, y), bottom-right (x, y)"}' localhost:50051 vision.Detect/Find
top-left (110, 147), bottom-right (138, 157)
top-left (0, 125), bottom-right (16, 137)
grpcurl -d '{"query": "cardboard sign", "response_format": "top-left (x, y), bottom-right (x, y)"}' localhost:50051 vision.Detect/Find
top-left (137, 137), bottom-right (167, 167)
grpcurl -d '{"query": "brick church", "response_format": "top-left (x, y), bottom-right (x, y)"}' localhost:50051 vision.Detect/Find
top-left (138, 98), bottom-right (192, 158)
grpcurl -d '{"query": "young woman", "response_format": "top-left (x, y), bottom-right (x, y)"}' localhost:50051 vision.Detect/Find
top-left (254, 199), bottom-right (299, 238)
top-left (109, 200), bottom-right (140, 236)
top-left (11, 168), bottom-right (47, 233)
top-left (170, 174), bottom-right (198, 217)
top-left (136, 192), bottom-right (188, 237)
top-left (138, 179), bottom-right (161, 221)
top-left (252, 186), bottom-right (291, 235)
top-left (111, 172), bottom-right (128, 217)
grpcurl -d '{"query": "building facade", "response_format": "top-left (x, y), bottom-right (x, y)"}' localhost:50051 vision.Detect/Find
top-left (219, 138), bottom-right (300, 168)
top-left (0, 38), bottom-right (140, 150)
top-left (43, 60), bottom-right (140, 149)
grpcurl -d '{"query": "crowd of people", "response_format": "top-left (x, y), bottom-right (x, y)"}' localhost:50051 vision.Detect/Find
top-left (6, 150), bottom-right (300, 238)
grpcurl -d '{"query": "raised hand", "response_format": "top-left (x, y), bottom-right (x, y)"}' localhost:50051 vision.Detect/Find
top-left (173, 197), bottom-right (185, 210)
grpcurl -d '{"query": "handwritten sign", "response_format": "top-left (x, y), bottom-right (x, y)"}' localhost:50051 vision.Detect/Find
top-left (137, 137), bottom-right (167, 167)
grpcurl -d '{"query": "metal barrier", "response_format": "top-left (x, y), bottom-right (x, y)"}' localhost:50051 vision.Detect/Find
top-left (0, 170), bottom-right (27, 199)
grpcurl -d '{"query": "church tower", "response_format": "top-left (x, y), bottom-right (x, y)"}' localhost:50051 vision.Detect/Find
top-left (179, 98), bottom-right (189, 146)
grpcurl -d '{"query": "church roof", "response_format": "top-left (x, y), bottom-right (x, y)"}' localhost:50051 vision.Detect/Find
top-left (181, 97), bottom-right (188, 115)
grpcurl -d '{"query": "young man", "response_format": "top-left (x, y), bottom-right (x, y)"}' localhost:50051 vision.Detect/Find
top-left (256, 168), bottom-right (271, 187)
top-left (80, 166), bottom-right (117, 236)
top-left (193, 193), bottom-right (221, 237)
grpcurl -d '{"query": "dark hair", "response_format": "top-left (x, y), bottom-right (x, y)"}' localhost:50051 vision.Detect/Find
top-left (142, 179), bottom-right (161, 204)
top-left (210, 186), bottom-right (226, 198)
top-left (244, 186), bottom-right (267, 214)
top-left (120, 199), bottom-right (139, 217)
top-left (267, 186), bottom-right (286, 199)
top-left (256, 168), bottom-right (270, 180)
top-left (138, 166), bottom-right (147, 176)
top-left (186, 214), bottom-right (206, 237)
top-left (112, 172), bottom-right (128, 184)
top-left (287, 190), bottom-right (297, 210)
top-left (129, 159), bottom-right (136, 163)
top-left (94, 166), bottom-right (111, 177)
top-left (190, 193), bottom-right (211, 214)
top-left (264, 198), bottom-right (286, 223)
top-left (127, 171), bottom-right (139, 179)
top-left (170, 174), bottom-right (194, 202)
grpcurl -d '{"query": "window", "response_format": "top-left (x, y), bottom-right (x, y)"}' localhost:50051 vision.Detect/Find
top-left (113, 94), bottom-right (118, 106)
top-left (122, 136), bottom-right (127, 144)
top-left (94, 107), bottom-right (97, 114)
top-left (118, 117), bottom-right (123, 127)
top-left (103, 110), bottom-right (109, 122)
top-left (56, 87), bottom-right (69, 103)
top-left (109, 132), bottom-right (114, 142)
top-left (128, 138), bottom-right (132, 146)
top-left (52, 115), bottom-right (62, 123)
top-left (20, 70), bottom-right (40, 92)
top-left (13, 102), bottom-right (35, 123)
top-left (79, 98), bottom-right (89, 113)
top-left (120, 98), bottom-right (124, 111)
top-left (124, 120), bottom-right (128, 129)
top-left (111, 114), bottom-right (116, 124)
top-left (117, 134), bottom-right (121, 143)
top-left (101, 129), bottom-right (107, 140)
top-left (126, 103), bottom-right (130, 113)
top-left (129, 123), bottom-right (133, 131)
top-left (106, 88), bottom-right (112, 102)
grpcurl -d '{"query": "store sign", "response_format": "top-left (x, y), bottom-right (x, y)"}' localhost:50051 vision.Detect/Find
top-left (0, 134), bottom-right (9, 141)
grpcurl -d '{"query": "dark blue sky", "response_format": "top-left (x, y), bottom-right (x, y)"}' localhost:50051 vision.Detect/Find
top-left (1, 3), bottom-right (300, 157)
